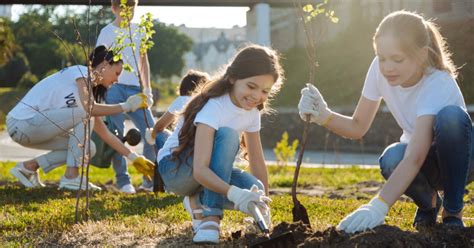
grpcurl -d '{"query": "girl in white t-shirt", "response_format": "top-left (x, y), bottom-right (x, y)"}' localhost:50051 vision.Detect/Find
top-left (144, 70), bottom-right (210, 152)
top-left (299, 10), bottom-right (472, 232)
top-left (7, 45), bottom-right (154, 191)
top-left (157, 44), bottom-right (284, 244)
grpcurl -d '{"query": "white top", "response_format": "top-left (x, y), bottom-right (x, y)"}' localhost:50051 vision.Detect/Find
top-left (96, 23), bottom-right (143, 87)
top-left (362, 57), bottom-right (466, 143)
top-left (157, 93), bottom-right (261, 162)
top-left (8, 65), bottom-right (87, 120)
top-left (167, 96), bottom-right (192, 114)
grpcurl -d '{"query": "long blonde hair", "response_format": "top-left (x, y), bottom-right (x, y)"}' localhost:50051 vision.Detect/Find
top-left (373, 10), bottom-right (457, 78)
top-left (172, 44), bottom-right (284, 165)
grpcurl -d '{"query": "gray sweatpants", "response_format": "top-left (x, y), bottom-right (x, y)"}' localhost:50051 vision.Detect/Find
top-left (6, 107), bottom-right (96, 173)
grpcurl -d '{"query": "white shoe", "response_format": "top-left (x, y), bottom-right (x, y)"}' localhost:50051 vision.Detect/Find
top-left (10, 162), bottom-right (45, 188)
top-left (193, 221), bottom-right (220, 244)
top-left (183, 196), bottom-right (203, 232)
top-left (119, 184), bottom-right (136, 194)
top-left (138, 184), bottom-right (153, 192)
top-left (59, 176), bottom-right (102, 191)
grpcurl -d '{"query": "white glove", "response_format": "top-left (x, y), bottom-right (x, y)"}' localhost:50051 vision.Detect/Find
top-left (298, 83), bottom-right (332, 125)
top-left (120, 93), bottom-right (148, 112)
top-left (143, 88), bottom-right (154, 107)
top-left (144, 128), bottom-right (155, 145)
top-left (337, 197), bottom-right (389, 234)
top-left (227, 185), bottom-right (271, 216)
top-left (250, 185), bottom-right (272, 228)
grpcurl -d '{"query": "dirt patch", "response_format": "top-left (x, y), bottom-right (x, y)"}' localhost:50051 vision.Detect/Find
top-left (244, 221), bottom-right (474, 248)
top-left (270, 181), bottom-right (384, 200)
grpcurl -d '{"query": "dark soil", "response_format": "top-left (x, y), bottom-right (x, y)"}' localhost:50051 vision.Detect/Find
top-left (245, 221), bottom-right (474, 248)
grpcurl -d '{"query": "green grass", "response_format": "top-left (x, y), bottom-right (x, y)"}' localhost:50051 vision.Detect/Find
top-left (1, 161), bottom-right (473, 246)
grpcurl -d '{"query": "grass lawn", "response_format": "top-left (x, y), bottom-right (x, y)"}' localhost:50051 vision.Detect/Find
top-left (1, 161), bottom-right (473, 246)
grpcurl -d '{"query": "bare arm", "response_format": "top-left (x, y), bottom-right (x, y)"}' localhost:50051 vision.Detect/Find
top-left (325, 96), bottom-right (381, 139)
top-left (151, 111), bottom-right (176, 138)
top-left (76, 78), bottom-right (124, 116)
top-left (140, 53), bottom-right (151, 89)
top-left (93, 116), bottom-right (131, 157)
top-left (244, 131), bottom-right (269, 195)
top-left (192, 124), bottom-right (231, 195)
top-left (379, 116), bottom-right (434, 206)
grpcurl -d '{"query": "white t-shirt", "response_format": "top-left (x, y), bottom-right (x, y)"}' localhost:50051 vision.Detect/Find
top-left (167, 96), bottom-right (191, 114)
top-left (8, 65), bottom-right (87, 120)
top-left (362, 57), bottom-right (466, 143)
top-left (96, 23), bottom-right (143, 87)
top-left (157, 93), bottom-right (261, 162)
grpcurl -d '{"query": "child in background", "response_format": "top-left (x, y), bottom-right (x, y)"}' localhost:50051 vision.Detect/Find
top-left (96, 0), bottom-right (155, 194)
top-left (144, 70), bottom-right (210, 151)
top-left (7, 46), bottom-right (153, 191)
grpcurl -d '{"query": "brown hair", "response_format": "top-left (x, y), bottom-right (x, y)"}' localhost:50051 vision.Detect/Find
top-left (179, 70), bottom-right (211, 96)
top-left (172, 44), bottom-right (284, 164)
top-left (373, 10), bottom-right (457, 78)
top-left (111, 0), bottom-right (137, 7)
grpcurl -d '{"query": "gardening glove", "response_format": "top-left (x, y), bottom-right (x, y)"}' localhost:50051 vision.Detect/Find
top-left (120, 93), bottom-right (149, 112)
top-left (250, 185), bottom-right (272, 228)
top-left (227, 185), bottom-right (271, 216)
top-left (143, 87), bottom-right (154, 107)
top-left (337, 196), bottom-right (389, 234)
top-left (144, 128), bottom-right (155, 145)
top-left (298, 83), bottom-right (332, 125)
top-left (127, 152), bottom-right (155, 181)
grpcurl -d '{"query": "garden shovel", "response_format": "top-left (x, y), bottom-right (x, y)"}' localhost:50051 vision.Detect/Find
top-left (291, 116), bottom-right (311, 227)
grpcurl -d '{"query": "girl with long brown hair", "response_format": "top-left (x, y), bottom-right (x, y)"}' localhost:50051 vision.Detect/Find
top-left (156, 44), bottom-right (284, 244)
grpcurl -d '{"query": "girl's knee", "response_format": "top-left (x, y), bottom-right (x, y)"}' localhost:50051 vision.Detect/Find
top-left (215, 127), bottom-right (239, 148)
top-left (435, 106), bottom-right (471, 134)
top-left (379, 143), bottom-right (406, 179)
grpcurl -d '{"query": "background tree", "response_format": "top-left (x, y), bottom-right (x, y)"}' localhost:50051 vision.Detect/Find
top-left (148, 21), bottom-right (193, 79)
top-left (0, 17), bottom-right (16, 66)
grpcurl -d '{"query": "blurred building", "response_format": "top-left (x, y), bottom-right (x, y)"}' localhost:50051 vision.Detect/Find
top-left (175, 25), bottom-right (246, 75)
top-left (0, 5), bottom-right (12, 19)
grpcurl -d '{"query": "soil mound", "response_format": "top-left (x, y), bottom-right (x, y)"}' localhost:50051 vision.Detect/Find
top-left (245, 221), bottom-right (474, 248)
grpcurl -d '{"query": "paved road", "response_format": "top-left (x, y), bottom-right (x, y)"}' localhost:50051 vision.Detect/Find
top-left (0, 121), bottom-right (380, 167)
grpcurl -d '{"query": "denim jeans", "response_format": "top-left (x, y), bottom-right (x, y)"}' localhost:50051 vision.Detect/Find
top-left (379, 106), bottom-right (473, 214)
top-left (155, 129), bottom-right (171, 151)
top-left (158, 127), bottom-right (264, 218)
top-left (105, 84), bottom-right (156, 188)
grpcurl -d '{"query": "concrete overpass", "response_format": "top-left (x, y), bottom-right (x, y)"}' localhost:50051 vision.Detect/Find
top-left (1, 0), bottom-right (303, 7)
top-left (1, 0), bottom-right (310, 46)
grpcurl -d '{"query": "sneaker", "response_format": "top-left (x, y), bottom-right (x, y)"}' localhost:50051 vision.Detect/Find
top-left (10, 162), bottom-right (45, 188)
top-left (442, 216), bottom-right (465, 228)
top-left (413, 194), bottom-right (442, 228)
top-left (138, 184), bottom-right (153, 192)
top-left (119, 184), bottom-right (136, 194)
top-left (59, 176), bottom-right (102, 191)
top-left (193, 221), bottom-right (220, 244)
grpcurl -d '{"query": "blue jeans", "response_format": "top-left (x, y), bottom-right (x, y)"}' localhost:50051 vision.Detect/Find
top-left (155, 129), bottom-right (171, 151)
top-left (379, 106), bottom-right (473, 214)
top-left (105, 84), bottom-right (156, 188)
top-left (158, 127), bottom-right (264, 218)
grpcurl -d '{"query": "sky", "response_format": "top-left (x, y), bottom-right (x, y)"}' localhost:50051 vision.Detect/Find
top-left (11, 5), bottom-right (249, 28)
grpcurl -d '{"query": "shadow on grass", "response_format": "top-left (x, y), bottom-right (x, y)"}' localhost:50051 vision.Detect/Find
top-left (155, 226), bottom-right (245, 247)
top-left (0, 183), bottom-right (75, 205)
top-left (87, 194), bottom-right (183, 220)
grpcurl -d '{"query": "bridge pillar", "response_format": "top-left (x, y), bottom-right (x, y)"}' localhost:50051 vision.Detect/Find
top-left (247, 3), bottom-right (270, 46)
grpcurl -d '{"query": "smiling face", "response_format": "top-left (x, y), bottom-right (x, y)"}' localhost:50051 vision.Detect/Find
top-left (229, 74), bottom-right (275, 110)
top-left (375, 35), bottom-right (427, 88)
top-left (97, 61), bottom-right (123, 88)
